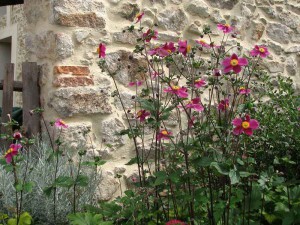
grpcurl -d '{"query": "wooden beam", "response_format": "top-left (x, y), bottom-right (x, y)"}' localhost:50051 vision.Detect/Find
top-left (1, 63), bottom-right (14, 135)
top-left (0, 0), bottom-right (24, 6)
top-left (22, 62), bottom-right (41, 137)
top-left (0, 80), bottom-right (22, 92)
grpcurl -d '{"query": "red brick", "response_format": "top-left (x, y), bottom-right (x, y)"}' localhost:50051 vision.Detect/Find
top-left (54, 66), bottom-right (90, 76)
top-left (53, 76), bottom-right (94, 87)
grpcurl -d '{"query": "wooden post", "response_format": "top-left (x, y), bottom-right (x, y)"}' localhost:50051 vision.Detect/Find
top-left (22, 62), bottom-right (41, 137)
top-left (1, 63), bottom-right (14, 135)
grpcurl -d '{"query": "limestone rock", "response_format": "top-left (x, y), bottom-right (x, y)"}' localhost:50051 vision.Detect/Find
top-left (157, 9), bottom-right (188, 32)
top-left (286, 57), bottom-right (297, 76)
top-left (210, 10), bottom-right (225, 24)
top-left (101, 118), bottom-right (126, 147)
top-left (264, 61), bottom-right (284, 73)
top-left (267, 41), bottom-right (283, 55)
top-left (105, 50), bottom-right (147, 85)
top-left (266, 23), bottom-right (292, 44)
top-left (49, 87), bottom-right (112, 117)
top-left (114, 166), bottom-right (126, 174)
top-left (159, 32), bottom-right (180, 42)
top-left (119, 3), bottom-right (140, 22)
top-left (74, 30), bottom-right (90, 43)
top-left (185, 0), bottom-right (210, 18)
top-left (278, 11), bottom-right (300, 31)
top-left (97, 171), bottom-right (119, 201)
top-left (206, 0), bottom-right (239, 10)
top-left (285, 46), bottom-right (300, 53)
top-left (55, 33), bottom-right (74, 60)
top-left (28, 31), bottom-right (56, 60)
top-left (251, 21), bottom-right (265, 41)
top-left (114, 92), bottom-right (136, 111)
top-left (170, 0), bottom-right (182, 4)
top-left (112, 30), bottom-right (140, 45)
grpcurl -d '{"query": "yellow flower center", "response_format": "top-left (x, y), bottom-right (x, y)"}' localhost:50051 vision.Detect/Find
top-left (240, 86), bottom-right (245, 91)
top-left (242, 121), bottom-right (250, 129)
top-left (200, 40), bottom-right (206, 44)
top-left (137, 111), bottom-right (143, 117)
top-left (259, 47), bottom-right (265, 53)
top-left (97, 48), bottom-right (100, 53)
top-left (187, 45), bottom-right (191, 53)
top-left (5, 148), bottom-right (13, 156)
top-left (135, 13), bottom-right (141, 18)
top-left (161, 130), bottom-right (169, 135)
top-left (230, 59), bottom-right (239, 66)
top-left (172, 86), bottom-right (180, 90)
top-left (225, 24), bottom-right (230, 28)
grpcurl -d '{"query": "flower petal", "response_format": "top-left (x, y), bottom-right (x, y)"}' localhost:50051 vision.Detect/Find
top-left (244, 128), bottom-right (253, 136)
top-left (233, 126), bottom-right (243, 135)
top-left (249, 119), bottom-right (259, 129)
top-left (233, 65), bottom-right (242, 73)
top-left (238, 58), bottom-right (248, 66)
top-left (232, 118), bottom-right (242, 126)
top-left (224, 66), bottom-right (232, 73)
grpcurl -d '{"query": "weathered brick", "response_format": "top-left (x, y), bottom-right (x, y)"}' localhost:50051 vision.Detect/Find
top-left (53, 76), bottom-right (94, 87)
top-left (54, 66), bottom-right (90, 76)
top-left (55, 13), bottom-right (105, 28)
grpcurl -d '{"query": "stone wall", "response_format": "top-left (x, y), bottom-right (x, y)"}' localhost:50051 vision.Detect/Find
top-left (21, 0), bottom-right (300, 200)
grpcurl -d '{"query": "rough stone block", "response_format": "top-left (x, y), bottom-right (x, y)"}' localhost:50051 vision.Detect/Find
top-left (53, 76), bottom-right (94, 87)
top-left (54, 66), bottom-right (90, 76)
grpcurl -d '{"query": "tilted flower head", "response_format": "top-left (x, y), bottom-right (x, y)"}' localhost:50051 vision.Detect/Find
top-left (250, 45), bottom-right (270, 58)
top-left (218, 98), bottom-right (229, 111)
top-left (55, 119), bottom-right (68, 129)
top-left (13, 131), bottom-right (22, 140)
top-left (135, 12), bottom-right (144, 23)
top-left (239, 86), bottom-right (251, 95)
top-left (148, 42), bottom-right (176, 57)
top-left (194, 79), bottom-right (207, 88)
top-left (217, 23), bottom-right (234, 33)
top-left (178, 40), bottom-right (191, 57)
top-left (164, 85), bottom-right (188, 98)
top-left (232, 114), bottom-right (259, 136)
top-left (137, 110), bottom-right (150, 122)
top-left (185, 97), bottom-right (204, 112)
top-left (157, 129), bottom-right (173, 140)
top-left (166, 219), bottom-right (186, 225)
top-left (128, 81), bottom-right (143, 87)
top-left (4, 144), bottom-right (22, 164)
top-left (143, 29), bottom-right (158, 42)
top-left (222, 53), bottom-right (248, 74)
top-left (97, 43), bottom-right (106, 58)
top-left (196, 39), bottom-right (211, 48)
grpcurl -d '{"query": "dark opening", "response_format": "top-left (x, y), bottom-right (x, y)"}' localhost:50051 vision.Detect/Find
top-left (0, 0), bottom-right (24, 7)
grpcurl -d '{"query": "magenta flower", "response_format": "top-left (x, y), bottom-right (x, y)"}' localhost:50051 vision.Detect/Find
top-left (13, 132), bottom-right (22, 140)
top-left (164, 85), bottom-right (188, 98)
top-left (157, 129), bottom-right (172, 140)
top-left (143, 29), bottom-right (158, 42)
top-left (250, 45), bottom-right (270, 58)
top-left (217, 23), bottom-right (234, 33)
top-left (194, 79), bottom-right (207, 88)
top-left (196, 39), bottom-right (211, 48)
top-left (239, 87), bottom-right (251, 95)
top-left (148, 42), bottom-right (176, 57)
top-left (185, 97), bottom-right (204, 112)
top-left (137, 110), bottom-right (150, 122)
top-left (97, 43), bottom-right (106, 58)
top-left (188, 116), bottom-right (196, 127)
top-left (222, 53), bottom-right (248, 74)
top-left (166, 219), bottom-right (186, 225)
top-left (135, 12), bottom-right (144, 23)
top-left (55, 119), bottom-right (68, 129)
top-left (4, 144), bottom-right (22, 164)
top-left (218, 99), bottom-right (229, 111)
top-left (178, 40), bottom-right (191, 56)
top-left (232, 115), bottom-right (259, 136)
top-left (128, 81), bottom-right (143, 87)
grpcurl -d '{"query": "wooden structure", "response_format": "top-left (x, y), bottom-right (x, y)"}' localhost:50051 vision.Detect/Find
top-left (0, 0), bottom-right (24, 7)
top-left (0, 62), bottom-right (41, 137)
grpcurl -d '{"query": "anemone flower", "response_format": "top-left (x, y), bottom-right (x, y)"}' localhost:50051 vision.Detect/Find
top-left (97, 43), bottom-right (106, 58)
top-left (232, 114), bottom-right (259, 136)
top-left (157, 129), bottom-right (172, 140)
top-left (143, 29), bottom-right (158, 42)
top-left (194, 79), bottom-right (207, 88)
top-left (178, 40), bottom-right (191, 56)
top-left (55, 119), bottom-right (68, 129)
top-left (250, 45), bottom-right (270, 58)
top-left (217, 23), bottom-right (234, 33)
top-left (239, 87), bottom-right (251, 95)
top-left (135, 12), bottom-right (144, 23)
top-left (185, 97), bottom-right (204, 112)
top-left (222, 53), bottom-right (248, 74)
top-left (137, 110), bottom-right (150, 122)
top-left (218, 99), bottom-right (229, 111)
top-left (164, 85), bottom-right (188, 98)
top-left (4, 144), bottom-right (22, 164)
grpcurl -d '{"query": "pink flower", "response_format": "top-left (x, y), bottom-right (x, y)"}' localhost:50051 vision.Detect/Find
top-left (135, 12), bottom-right (144, 23)
top-left (13, 132), bottom-right (22, 140)
top-left (213, 68), bottom-right (222, 76)
top-left (239, 87), bottom-right (251, 95)
top-left (185, 97), bottom-right (204, 112)
top-left (196, 39), bottom-right (211, 48)
top-left (188, 116), bottom-right (196, 127)
top-left (164, 85), bottom-right (188, 98)
top-left (250, 45), bottom-right (270, 58)
top-left (218, 99), bottom-right (229, 111)
top-left (143, 29), bottom-right (158, 42)
top-left (194, 79), bottom-right (207, 88)
top-left (157, 129), bottom-right (172, 140)
top-left (166, 219), bottom-right (186, 225)
top-left (149, 42), bottom-right (176, 57)
top-left (217, 23), bottom-right (234, 33)
top-left (232, 115), bottom-right (259, 136)
top-left (128, 81), bottom-right (143, 87)
top-left (97, 43), bottom-right (106, 58)
top-left (298, 107), bottom-right (300, 111)
top-left (178, 40), bottom-right (191, 56)
top-left (137, 110), bottom-right (150, 122)
top-left (222, 53), bottom-right (248, 74)
top-left (55, 119), bottom-right (68, 129)
top-left (4, 144), bottom-right (22, 164)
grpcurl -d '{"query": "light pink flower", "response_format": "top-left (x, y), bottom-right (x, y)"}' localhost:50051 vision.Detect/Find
top-left (13, 132), bottom-right (22, 140)
top-left (213, 68), bottom-right (222, 76)
top-left (218, 99), bottom-right (229, 111)
top-left (148, 42), bottom-right (176, 57)
top-left (164, 85), bottom-right (188, 98)
top-left (250, 45), bottom-right (270, 58)
top-left (222, 53), bottom-right (248, 74)
top-left (135, 12), bottom-right (144, 23)
top-left (194, 79), bottom-right (207, 88)
top-left (137, 110), bottom-right (150, 122)
top-left (166, 219), bottom-right (186, 225)
top-left (185, 97), bottom-right (204, 112)
top-left (196, 39), bottom-right (211, 48)
top-left (298, 107), bottom-right (300, 111)
top-left (55, 119), bottom-right (68, 129)
top-left (188, 116), bottom-right (196, 127)
top-left (178, 40), bottom-right (191, 57)
top-left (128, 81), bottom-right (143, 87)
top-left (239, 87), bottom-right (251, 95)
top-left (4, 144), bottom-right (22, 164)
top-left (232, 115), bottom-right (259, 136)
top-left (157, 129), bottom-right (172, 140)
top-left (142, 29), bottom-right (158, 42)
top-left (217, 23), bottom-right (234, 33)
top-left (97, 43), bottom-right (106, 58)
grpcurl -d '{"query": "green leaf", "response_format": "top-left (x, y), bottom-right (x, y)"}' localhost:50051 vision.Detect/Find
top-left (210, 162), bottom-right (229, 175)
top-left (43, 186), bottom-right (54, 197)
top-left (54, 176), bottom-right (74, 188)
top-left (68, 213), bottom-right (106, 225)
top-left (125, 157), bottom-right (138, 165)
top-left (24, 182), bottom-right (35, 193)
top-left (154, 171), bottom-right (167, 186)
top-left (15, 183), bottom-right (23, 192)
top-left (75, 175), bottom-right (89, 187)
top-left (229, 169), bottom-right (240, 185)
top-left (194, 157), bottom-right (214, 167)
